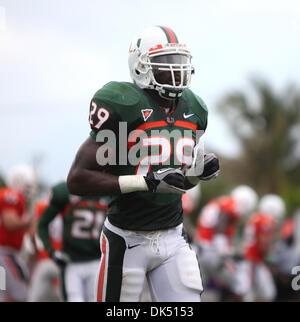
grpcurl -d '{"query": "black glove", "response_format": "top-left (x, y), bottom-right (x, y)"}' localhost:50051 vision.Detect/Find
top-left (144, 168), bottom-right (185, 194)
top-left (198, 153), bottom-right (220, 180)
top-left (184, 153), bottom-right (220, 189)
top-left (50, 250), bottom-right (71, 268)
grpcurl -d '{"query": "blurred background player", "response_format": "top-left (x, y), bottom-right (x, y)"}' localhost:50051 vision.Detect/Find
top-left (27, 199), bottom-right (63, 302)
top-left (270, 213), bottom-right (300, 301)
top-left (241, 194), bottom-right (286, 301)
top-left (38, 181), bottom-right (108, 302)
top-left (0, 164), bottom-right (37, 302)
top-left (182, 186), bottom-right (201, 243)
top-left (193, 185), bottom-right (258, 301)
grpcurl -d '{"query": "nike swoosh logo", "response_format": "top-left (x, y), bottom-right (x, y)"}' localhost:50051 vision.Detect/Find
top-left (183, 113), bottom-right (194, 119)
top-left (156, 168), bottom-right (170, 174)
top-left (128, 244), bottom-right (141, 249)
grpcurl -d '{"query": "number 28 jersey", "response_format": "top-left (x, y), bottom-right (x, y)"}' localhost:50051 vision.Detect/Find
top-left (89, 81), bottom-right (208, 231)
top-left (50, 182), bottom-right (108, 262)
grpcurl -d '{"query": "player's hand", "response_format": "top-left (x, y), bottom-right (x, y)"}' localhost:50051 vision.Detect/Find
top-left (144, 168), bottom-right (185, 194)
top-left (184, 152), bottom-right (220, 189)
top-left (50, 250), bottom-right (71, 268)
top-left (198, 153), bottom-right (220, 180)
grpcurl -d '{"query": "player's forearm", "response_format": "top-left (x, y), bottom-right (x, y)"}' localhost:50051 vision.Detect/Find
top-left (2, 211), bottom-right (30, 231)
top-left (67, 163), bottom-right (148, 195)
top-left (4, 220), bottom-right (29, 231)
top-left (37, 204), bottom-right (58, 252)
top-left (67, 167), bottom-right (121, 196)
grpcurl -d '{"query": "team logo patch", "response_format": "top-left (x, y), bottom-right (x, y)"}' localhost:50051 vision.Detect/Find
top-left (141, 109), bottom-right (153, 121)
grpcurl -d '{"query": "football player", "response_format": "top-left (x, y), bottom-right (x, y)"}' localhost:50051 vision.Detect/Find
top-left (193, 185), bottom-right (258, 300)
top-left (0, 164), bottom-right (37, 302)
top-left (37, 181), bottom-right (108, 302)
top-left (182, 189), bottom-right (198, 243)
top-left (67, 26), bottom-right (220, 302)
top-left (27, 199), bottom-right (63, 302)
top-left (270, 214), bottom-right (300, 301)
top-left (240, 194), bottom-right (286, 301)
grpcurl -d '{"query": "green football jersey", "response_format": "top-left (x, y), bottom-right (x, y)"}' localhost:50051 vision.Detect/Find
top-left (89, 82), bottom-right (208, 231)
top-left (40, 182), bottom-right (108, 262)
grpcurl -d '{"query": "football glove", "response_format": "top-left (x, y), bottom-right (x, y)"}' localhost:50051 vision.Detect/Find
top-left (198, 153), bottom-right (220, 180)
top-left (184, 152), bottom-right (220, 189)
top-left (50, 250), bottom-right (71, 268)
top-left (144, 168), bottom-right (185, 194)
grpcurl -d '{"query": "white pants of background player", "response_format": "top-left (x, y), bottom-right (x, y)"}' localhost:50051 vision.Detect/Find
top-left (238, 261), bottom-right (276, 302)
top-left (64, 259), bottom-right (99, 302)
top-left (96, 219), bottom-right (203, 302)
top-left (27, 258), bottom-right (62, 302)
top-left (0, 247), bottom-right (28, 302)
top-left (194, 246), bottom-right (276, 301)
top-left (192, 243), bottom-right (223, 287)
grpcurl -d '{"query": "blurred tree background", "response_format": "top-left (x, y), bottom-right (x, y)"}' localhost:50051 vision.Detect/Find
top-left (0, 174), bottom-right (5, 188)
top-left (192, 78), bottom-right (300, 223)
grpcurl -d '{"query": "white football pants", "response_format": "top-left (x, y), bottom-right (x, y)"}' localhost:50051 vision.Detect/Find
top-left (64, 259), bottom-right (99, 302)
top-left (96, 219), bottom-right (203, 302)
top-left (27, 259), bottom-right (62, 302)
top-left (0, 247), bottom-right (28, 302)
top-left (241, 261), bottom-right (276, 302)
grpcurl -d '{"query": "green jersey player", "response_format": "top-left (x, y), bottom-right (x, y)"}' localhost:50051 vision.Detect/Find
top-left (38, 181), bottom-right (108, 301)
top-left (67, 26), bottom-right (220, 302)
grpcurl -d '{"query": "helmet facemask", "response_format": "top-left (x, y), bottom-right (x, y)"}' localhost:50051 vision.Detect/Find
top-left (134, 45), bottom-right (194, 99)
top-left (149, 53), bottom-right (193, 99)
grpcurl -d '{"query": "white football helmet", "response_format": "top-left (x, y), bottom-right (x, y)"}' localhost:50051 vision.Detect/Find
top-left (258, 194), bottom-right (286, 221)
top-left (231, 185), bottom-right (258, 216)
top-left (7, 164), bottom-right (37, 199)
top-left (128, 25), bottom-right (194, 99)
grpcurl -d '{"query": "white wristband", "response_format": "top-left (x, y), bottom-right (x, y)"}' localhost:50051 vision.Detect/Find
top-left (118, 175), bottom-right (148, 194)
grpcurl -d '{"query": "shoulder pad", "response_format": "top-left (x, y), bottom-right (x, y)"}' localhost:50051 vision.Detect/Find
top-left (93, 82), bottom-right (143, 108)
top-left (182, 89), bottom-right (208, 129)
top-left (0, 188), bottom-right (21, 206)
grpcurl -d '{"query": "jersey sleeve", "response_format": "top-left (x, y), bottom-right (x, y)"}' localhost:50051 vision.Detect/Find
top-left (37, 182), bottom-right (69, 253)
top-left (195, 95), bottom-right (208, 131)
top-left (182, 89), bottom-right (208, 131)
top-left (49, 182), bottom-right (70, 212)
top-left (89, 97), bottom-right (121, 140)
top-left (89, 81), bottom-right (143, 140)
top-left (37, 204), bottom-right (59, 253)
top-left (195, 202), bottom-right (220, 242)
